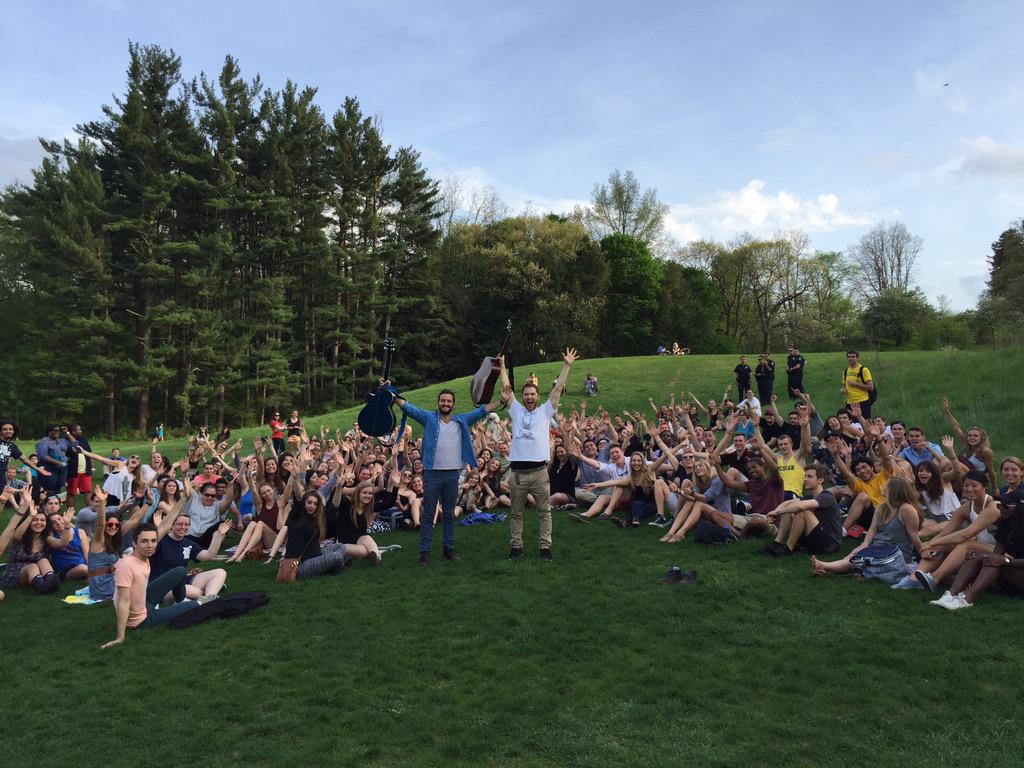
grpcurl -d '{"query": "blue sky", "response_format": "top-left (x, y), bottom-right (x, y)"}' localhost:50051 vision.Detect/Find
top-left (2, 0), bottom-right (1022, 308)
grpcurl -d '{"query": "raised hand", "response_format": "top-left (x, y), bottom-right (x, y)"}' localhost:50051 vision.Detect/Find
top-left (942, 395), bottom-right (951, 412)
top-left (941, 435), bottom-right (956, 452)
top-left (502, 382), bottom-right (513, 403)
top-left (563, 347), bottom-right (579, 365)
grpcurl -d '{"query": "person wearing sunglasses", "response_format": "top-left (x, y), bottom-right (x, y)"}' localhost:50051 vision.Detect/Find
top-left (181, 474), bottom-right (237, 550)
top-left (85, 487), bottom-right (147, 601)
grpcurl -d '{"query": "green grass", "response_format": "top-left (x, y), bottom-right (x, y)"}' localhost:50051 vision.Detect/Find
top-left (4, 349), bottom-right (1024, 767)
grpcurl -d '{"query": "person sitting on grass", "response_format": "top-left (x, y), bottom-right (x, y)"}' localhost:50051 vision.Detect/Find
top-left (942, 396), bottom-right (997, 488)
top-left (583, 450), bottom-right (672, 527)
top-left (767, 411), bottom-right (813, 501)
top-left (396, 473), bottom-right (424, 528)
top-left (998, 457), bottom-right (1022, 500)
top-left (86, 489), bottom-right (146, 602)
top-left (810, 476), bottom-right (924, 577)
top-left (897, 426), bottom-right (943, 469)
top-left (931, 490), bottom-right (1024, 610)
top-left (548, 443), bottom-right (580, 509)
top-left (762, 463), bottom-right (845, 558)
top-left (891, 470), bottom-right (999, 592)
top-left (226, 479), bottom-right (291, 563)
top-left (480, 458), bottom-right (512, 510)
top-left (568, 443), bottom-right (627, 521)
top-left (45, 504), bottom-right (90, 581)
top-left (150, 508), bottom-right (229, 601)
top-left (101, 522), bottom-right (201, 648)
top-left (1, 495), bottom-right (60, 594)
top-left (913, 452), bottom-right (965, 538)
top-left (828, 420), bottom-right (895, 538)
top-left (660, 458), bottom-right (735, 542)
top-left (266, 490), bottom-right (351, 576)
top-left (329, 480), bottom-right (383, 565)
top-left (709, 437), bottom-right (784, 540)
top-left (454, 469), bottom-right (487, 519)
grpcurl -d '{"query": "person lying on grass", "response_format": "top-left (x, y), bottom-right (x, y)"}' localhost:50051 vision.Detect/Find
top-left (931, 490), bottom-right (1024, 610)
top-left (891, 470), bottom-right (1000, 592)
top-left (810, 476), bottom-right (924, 577)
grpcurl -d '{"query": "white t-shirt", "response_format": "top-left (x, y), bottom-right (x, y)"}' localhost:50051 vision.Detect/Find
top-left (739, 396), bottom-right (761, 417)
top-left (103, 468), bottom-right (133, 501)
top-left (433, 419), bottom-right (462, 470)
top-left (508, 400), bottom-right (557, 463)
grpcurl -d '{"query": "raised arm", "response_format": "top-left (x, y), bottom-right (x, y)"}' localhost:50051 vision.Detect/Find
top-left (708, 450), bottom-right (747, 491)
top-left (549, 348), bottom-right (578, 410)
top-left (941, 396), bottom-right (968, 446)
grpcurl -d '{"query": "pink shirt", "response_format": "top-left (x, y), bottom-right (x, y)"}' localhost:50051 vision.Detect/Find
top-left (114, 554), bottom-right (151, 628)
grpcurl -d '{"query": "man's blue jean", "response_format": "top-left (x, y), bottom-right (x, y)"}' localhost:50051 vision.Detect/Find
top-left (141, 566), bottom-right (198, 627)
top-left (420, 469), bottom-right (460, 554)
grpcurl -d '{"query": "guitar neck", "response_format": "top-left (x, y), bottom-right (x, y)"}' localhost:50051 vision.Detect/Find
top-left (381, 339), bottom-right (395, 383)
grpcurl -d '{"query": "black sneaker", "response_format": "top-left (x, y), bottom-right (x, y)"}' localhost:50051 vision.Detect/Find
top-left (539, 548), bottom-right (552, 561)
top-left (418, 553), bottom-right (429, 567)
top-left (443, 547), bottom-right (460, 562)
top-left (508, 547), bottom-right (523, 559)
top-left (758, 542), bottom-right (779, 556)
top-left (657, 566), bottom-right (683, 585)
top-left (677, 569), bottom-right (698, 586)
top-left (772, 543), bottom-right (794, 557)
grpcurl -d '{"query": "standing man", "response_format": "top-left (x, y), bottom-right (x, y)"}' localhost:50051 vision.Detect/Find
top-left (0, 420), bottom-right (50, 492)
top-left (65, 424), bottom-right (94, 510)
top-left (734, 356), bottom-right (752, 398)
top-left (841, 350), bottom-right (875, 419)
top-left (755, 353), bottom-right (776, 405)
top-left (500, 348), bottom-right (578, 560)
top-left (393, 381), bottom-right (505, 566)
top-left (35, 424), bottom-right (75, 499)
top-left (786, 346), bottom-right (806, 398)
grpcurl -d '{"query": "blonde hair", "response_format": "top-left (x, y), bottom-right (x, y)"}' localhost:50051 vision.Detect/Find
top-left (878, 476), bottom-right (924, 525)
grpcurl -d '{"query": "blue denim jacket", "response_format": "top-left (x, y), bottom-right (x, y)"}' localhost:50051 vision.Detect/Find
top-left (400, 400), bottom-right (488, 470)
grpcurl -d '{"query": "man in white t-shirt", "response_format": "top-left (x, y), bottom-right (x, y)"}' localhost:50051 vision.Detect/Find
top-left (500, 348), bottom-right (578, 560)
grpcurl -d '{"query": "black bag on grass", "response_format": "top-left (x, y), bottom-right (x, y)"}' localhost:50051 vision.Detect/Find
top-left (692, 519), bottom-right (734, 545)
top-left (169, 591), bottom-right (270, 629)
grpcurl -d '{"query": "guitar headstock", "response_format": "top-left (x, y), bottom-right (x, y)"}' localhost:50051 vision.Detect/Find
top-left (506, 318), bottom-right (512, 332)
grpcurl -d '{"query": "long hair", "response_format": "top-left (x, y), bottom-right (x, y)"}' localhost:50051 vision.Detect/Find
top-left (913, 460), bottom-right (944, 503)
top-left (692, 460), bottom-right (713, 493)
top-left (878, 477), bottom-right (924, 525)
top-left (963, 427), bottom-right (992, 460)
top-left (291, 490), bottom-right (326, 542)
top-left (100, 511), bottom-right (125, 555)
top-left (20, 512), bottom-right (49, 552)
top-left (628, 456), bottom-right (654, 495)
top-left (350, 480), bottom-right (377, 525)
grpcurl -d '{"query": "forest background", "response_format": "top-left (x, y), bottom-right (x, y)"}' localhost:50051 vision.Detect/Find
top-left (1, 44), bottom-right (1021, 437)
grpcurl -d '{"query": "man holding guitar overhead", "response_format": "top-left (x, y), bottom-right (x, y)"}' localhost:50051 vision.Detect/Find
top-left (500, 347), bottom-right (579, 561)
top-left (388, 378), bottom-right (506, 566)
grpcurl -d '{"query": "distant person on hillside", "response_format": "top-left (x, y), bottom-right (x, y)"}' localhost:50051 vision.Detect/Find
top-left (584, 373), bottom-right (599, 396)
top-left (734, 356), bottom-right (752, 396)
top-left (841, 350), bottom-right (875, 419)
top-left (269, 412), bottom-right (286, 455)
top-left (286, 410), bottom-right (303, 449)
top-left (786, 346), bottom-right (805, 397)
top-left (65, 424), bottom-right (94, 510)
top-left (755, 353), bottom-right (775, 404)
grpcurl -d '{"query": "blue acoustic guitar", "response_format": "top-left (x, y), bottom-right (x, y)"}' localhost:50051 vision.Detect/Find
top-left (357, 338), bottom-right (407, 445)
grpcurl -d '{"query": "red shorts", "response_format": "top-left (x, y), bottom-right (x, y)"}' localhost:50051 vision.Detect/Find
top-left (66, 474), bottom-right (94, 496)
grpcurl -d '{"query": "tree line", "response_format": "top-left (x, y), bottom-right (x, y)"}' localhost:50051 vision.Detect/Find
top-left (0, 45), bottom-right (1012, 437)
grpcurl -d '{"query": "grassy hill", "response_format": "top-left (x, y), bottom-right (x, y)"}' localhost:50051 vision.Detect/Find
top-left (4, 349), bottom-right (1024, 767)
top-left (27, 349), bottom-right (1024, 459)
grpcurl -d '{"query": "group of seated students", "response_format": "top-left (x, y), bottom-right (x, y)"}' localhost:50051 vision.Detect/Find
top-left (1, 361), bottom-right (1022, 642)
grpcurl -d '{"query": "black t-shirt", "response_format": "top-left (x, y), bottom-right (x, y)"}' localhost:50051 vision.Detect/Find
top-left (760, 419), bottom-right (784, 444)
top-left (375, 488), bottom-right (398, 510)
top-left (549, 457), bottom-right (578, 495)
top-left (755, 361), bottom-right (775, 380)
top-left (810, 491), bottom-right (843, 546)
top-left (284, 514), bottom-right (321, 561)
top-left (781, 422), bottom-right (802, 450)
top-left (150, 535), bottom-right (204, 580)
top-left (0, 440), bottom-right (23, 490)
top-left (722, 449), bottom-right (752, 477)
top-left (787, 355), bottom-right (806, 379)
top-left (734, 364), bottom-right (752, 384)
top-left (286, 418), bottom-right (302, 436)
top-left (334, 497), bottom-right (369, 545)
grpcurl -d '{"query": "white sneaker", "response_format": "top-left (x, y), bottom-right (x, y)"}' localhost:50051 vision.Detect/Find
top-left (943, 592), bottom-right (973, 611)
top-left (930, 590), bottom-right (956, 607)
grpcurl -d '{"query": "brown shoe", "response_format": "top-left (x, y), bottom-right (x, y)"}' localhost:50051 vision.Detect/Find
top-left (418, 553), bottom-right (429, 567)
top-left (443, 547), bottom-right (461, 562)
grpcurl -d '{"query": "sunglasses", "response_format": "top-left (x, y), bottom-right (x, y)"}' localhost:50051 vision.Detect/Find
top-left (106, 520), bottom-right (121, 529)
top-left (202, 493), bottom-right (217, 499)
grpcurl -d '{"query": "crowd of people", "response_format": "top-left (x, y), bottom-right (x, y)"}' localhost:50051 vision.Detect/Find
top-left (1, 347), bottom-right (1022, 646)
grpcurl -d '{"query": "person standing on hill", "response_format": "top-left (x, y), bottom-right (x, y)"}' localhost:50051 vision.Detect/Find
top-left (755, 353), bottom-right (776, 404)
top-left (391, 381), bottom-right (505, 566)
top-left (786, 347), bottom-right (806, 397)
top-left (269, 412), bottom-right (286, 456)
top-left (841, 350), bottom-right (875, 419)
top-left (500, 348), bottom-right (578, 561)
top-left (734, 356), bottom-right (752, 397)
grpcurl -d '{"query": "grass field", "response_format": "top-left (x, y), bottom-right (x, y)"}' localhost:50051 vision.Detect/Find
top-left (4, 350), bottom-right (1024, 767)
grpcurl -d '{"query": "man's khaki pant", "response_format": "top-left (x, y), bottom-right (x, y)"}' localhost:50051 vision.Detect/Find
top-left (509, 466), bottom-right (552, 549)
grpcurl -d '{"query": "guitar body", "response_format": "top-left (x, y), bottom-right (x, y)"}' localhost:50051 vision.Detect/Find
top-left (357, 338), bottom-right (399, 438)
top-left (471, 357), bottom-right (502, 406)
top-left (471, 319), bottom-right (513, 406)
top-left (358, 389), bottom-right (397, 437)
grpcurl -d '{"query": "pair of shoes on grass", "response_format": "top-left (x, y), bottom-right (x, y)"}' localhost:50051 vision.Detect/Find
top-left (758, 541), bottom-right (792, 557)
top-left (508, 547), bottom-right (552, 561)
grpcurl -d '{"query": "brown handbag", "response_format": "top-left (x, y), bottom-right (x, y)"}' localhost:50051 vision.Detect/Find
top-left (275, 530), bottom-right (317, 583)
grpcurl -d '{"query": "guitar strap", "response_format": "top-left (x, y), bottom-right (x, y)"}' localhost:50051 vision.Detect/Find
top-left (375, 384), bottom-right (409, 448)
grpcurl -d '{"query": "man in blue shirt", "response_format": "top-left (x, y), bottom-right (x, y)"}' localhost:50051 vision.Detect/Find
top-left (898, 426), bottom-right (943, 468)
top-left (35, 424), bottom-right (76, 497)
top-left (393, 381), bottom-right (506, 566)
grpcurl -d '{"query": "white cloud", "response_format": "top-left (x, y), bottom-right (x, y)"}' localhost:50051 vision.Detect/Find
top-left (665, 180), bottom-right (872, 243)
top-left (913, 67), bottom-right (969, 114)
top-left (959, 134), bottom-right (1024, 177)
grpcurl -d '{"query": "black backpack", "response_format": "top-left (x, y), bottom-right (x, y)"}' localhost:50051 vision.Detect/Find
top-left (858, 366), bottom-right (877, 405)
top-left (169, 591), bottom-right (271, 629)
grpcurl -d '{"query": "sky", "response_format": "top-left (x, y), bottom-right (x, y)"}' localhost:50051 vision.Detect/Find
top-left (2, 0), bottom-right (1023, 309)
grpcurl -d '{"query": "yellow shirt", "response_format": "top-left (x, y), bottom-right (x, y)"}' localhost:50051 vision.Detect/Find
top-left (851, 466), bottom-right (890, 507)
top-left (843, 365), bottom-right (872, 404)
top-left (776, 452), bottom-right (805, 495)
